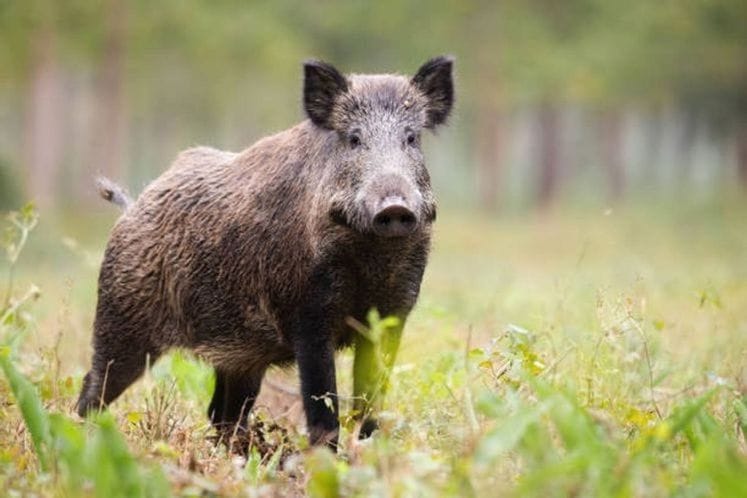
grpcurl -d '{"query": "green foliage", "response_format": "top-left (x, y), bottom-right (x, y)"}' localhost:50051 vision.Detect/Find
top-left (349, 309), bottom-right (401, 371)
top-left (466, 312), bottom-right (747, 497)
top-left (2, 203), bottom-right (747, 496)
top-left (1, 204), bottom-right (171, 498)
top-left (306, 447), bottom-right (344, 498)
top-left (0, 158), bottom-right (22, 210)
top-left (151, 349), bottom-right (214, 403)
top-left (473, 370), bottom-right (747, 497)
top-left (3, 1), bottom-right (745, 116)
top-left (1, 350), bottom-right (172, 497)
top-left (89, 413), bottom-right (171, 498)
top-left (3, 203), bottom-right (37, 267)
top-left (0, 347), bottom-right (51, 470)
top-left (244, 443), bottom-right (285, 487)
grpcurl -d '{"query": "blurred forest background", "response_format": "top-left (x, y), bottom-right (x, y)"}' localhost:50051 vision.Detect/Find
top-left (0, 0), bottom-right (746, 212)
top-left (1, 3), bottom-right (747, 495)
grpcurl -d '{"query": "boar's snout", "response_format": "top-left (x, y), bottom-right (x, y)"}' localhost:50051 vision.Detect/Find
top-left (372, 196), bottom-right (417, 238)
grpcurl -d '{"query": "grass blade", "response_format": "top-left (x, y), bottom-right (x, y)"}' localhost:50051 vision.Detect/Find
top-left (0, 347), bottom-right (50, 471)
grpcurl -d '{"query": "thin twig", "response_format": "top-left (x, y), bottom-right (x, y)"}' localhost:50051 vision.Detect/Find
top-left (630, 315), bottom-right (663, 420)
top-left (99, 359), bottom-right (115, 412)
top-left (463, 326), bottom-right (479, 436)
top-left (539, 346), bottom-right (574, 378)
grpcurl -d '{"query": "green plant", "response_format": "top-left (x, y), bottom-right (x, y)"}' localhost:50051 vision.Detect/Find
top-left (1, 204), bottom-right (171, 497)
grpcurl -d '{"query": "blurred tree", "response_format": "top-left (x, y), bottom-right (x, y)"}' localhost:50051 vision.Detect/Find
top-left (88, 0), bottom-right (128, 195)
top-left (621, 0), bottom-right (747, 188)
top-left (0, 156), bottom-right (22, 209)
top-left (1, 0), bottom-right (746, 207)
top-left (23, 21), bottom-right (63, 208)
top-left (599, 110), bottom-right (625, 200)
top-left (466, 1), bottom-right (506, 211)
top-left (496, 0), bottom-right (590, 207)
top-left (0, 0), bottom-right (104, 206)
top-left (537, 101), bottom-right (562, 208)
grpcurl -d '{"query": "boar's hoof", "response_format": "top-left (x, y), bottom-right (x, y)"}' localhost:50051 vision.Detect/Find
top-left (358, 417), bottom-right (379, 440)
top-left (309, 426), bottom-right (339, 450)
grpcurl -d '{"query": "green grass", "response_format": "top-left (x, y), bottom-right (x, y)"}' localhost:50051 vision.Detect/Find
top-left (1, 199), bottom-right (746, 497)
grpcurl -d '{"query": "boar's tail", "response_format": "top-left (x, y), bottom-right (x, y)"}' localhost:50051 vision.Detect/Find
top-left (95, 176), bottom-right (133, 211)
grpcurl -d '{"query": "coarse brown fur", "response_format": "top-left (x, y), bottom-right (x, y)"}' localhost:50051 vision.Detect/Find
top-left (77, 56), bottom-right (454, 447)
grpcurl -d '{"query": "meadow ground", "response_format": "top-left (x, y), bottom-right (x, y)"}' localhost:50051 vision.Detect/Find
top-left (1, 198), bottom-right (746, 497)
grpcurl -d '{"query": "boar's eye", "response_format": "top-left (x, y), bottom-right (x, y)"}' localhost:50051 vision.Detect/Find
top-left (405, 129), bottom-right (418, 146)
top-left (348, 133), bottom-right (362, 149)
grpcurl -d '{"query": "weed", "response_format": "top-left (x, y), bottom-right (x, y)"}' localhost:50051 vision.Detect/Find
top-left (1, 203), bottom-right (746, 496)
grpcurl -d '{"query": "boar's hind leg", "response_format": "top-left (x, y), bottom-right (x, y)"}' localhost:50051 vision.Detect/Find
top-left (76, 321), bottom-right (160, 417)
top-left (207, 367), bottom-right (265, 432)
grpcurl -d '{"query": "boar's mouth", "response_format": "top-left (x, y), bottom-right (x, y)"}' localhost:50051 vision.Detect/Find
top-left (329, 205), bottom-right (352, 229)
top-left (328, 204), bottom-right (379, 236)
top-left (329, 203), bottom-right (369, 233)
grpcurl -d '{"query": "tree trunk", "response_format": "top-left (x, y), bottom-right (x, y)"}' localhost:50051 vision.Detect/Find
top-left (23, 27), bottom-right (64, 208)
top-left (600, 110), bottom-right (625, 201)
top-left (537, 102), bottom-right (561, 209)
top-left (641, 111), bottom-right (663, 189)
top-left (476, 110), bottom-right (503, 211)
top-left (87, 0), bottom-right (128, 198)
top-left (737, 123), bottom-right (747, 190)
top-left (675, 110), bottom-right (697, 188)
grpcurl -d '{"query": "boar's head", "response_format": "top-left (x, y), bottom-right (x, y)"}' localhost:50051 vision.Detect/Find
top-left (304, 56), bottom-right (454, 238)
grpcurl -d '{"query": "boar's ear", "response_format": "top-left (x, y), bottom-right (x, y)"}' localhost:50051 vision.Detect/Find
top-left (411, 56), bottom-right (454, 128)
top-left (304, 60), bottom-right (348, 129)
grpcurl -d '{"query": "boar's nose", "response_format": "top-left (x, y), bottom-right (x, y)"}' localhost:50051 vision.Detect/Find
top-left (372, 198), bottom-right (417, 238)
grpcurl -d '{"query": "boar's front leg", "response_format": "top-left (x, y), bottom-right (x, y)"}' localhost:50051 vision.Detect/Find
top-left (353, 316), bottom-right (404, 439)
top-left (295, 325), bottom-right (339, 448)
top-left (293, 279), bottom-right (341, 448)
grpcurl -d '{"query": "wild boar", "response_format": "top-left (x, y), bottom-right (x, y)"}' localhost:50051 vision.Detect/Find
top-left (76, 56), bottom-right (454, 447)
